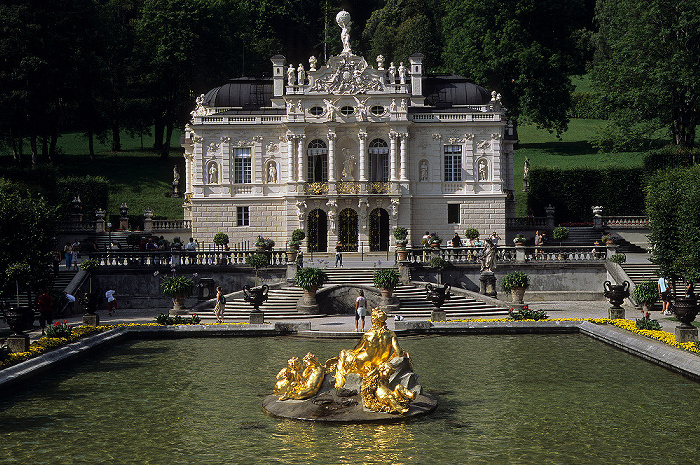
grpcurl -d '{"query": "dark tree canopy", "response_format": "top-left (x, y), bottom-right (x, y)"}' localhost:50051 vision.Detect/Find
top-left (592, 0), bottom-right (700, 150)
top-left (442, 0), bottom-right (589, 135)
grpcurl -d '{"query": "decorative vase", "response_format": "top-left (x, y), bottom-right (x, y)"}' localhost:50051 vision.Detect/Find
top-left (243, 284), bottom-right (269, 312)
top-left (2, 306), bottom-right (34, 335)
top-left (673, 297), bottom-right (699, 328)
top-left (170, 295), bottom-right (187, 315)
top-left (430, 242), bottom-right (440, 249)
top-left (380, 288), bottom-right (393, 298)
top-left (603, 280), bottom-right (630, 308)
top-left (397, 249), bottom-right (408, 261)
top-left (286, 250), bottom-right (298, 262)
top-left (303, 286), bottom-right (318, 299)
top-left (426, 283), bottom-right (450, 308)
top-left (511, 287), bottom-right (526, 304)
top-left (514, 241), bottom-right (525, 247)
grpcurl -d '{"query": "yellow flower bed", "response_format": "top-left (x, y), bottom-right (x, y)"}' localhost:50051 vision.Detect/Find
top-left (448, 317), bottom-right (700, 354)
top-left (0, 321), bottom-right (254, 370)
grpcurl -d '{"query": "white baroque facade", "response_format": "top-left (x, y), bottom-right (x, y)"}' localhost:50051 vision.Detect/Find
top-left (183, 11), bottom-right (516, 252)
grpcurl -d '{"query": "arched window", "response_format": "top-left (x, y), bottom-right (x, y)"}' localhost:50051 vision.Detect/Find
top-left (307, 139), bottom-right (328, 182)
top-left (368, 138), bottom-right (389, 182)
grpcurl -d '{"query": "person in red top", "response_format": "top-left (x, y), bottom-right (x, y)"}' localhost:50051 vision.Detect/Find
top-left (37, 290), bottom-right (53, 335)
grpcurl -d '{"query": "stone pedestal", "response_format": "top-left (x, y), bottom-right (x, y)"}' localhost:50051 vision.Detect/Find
top-left (119, 216), bottom-right (129, 231)
top-left (608, 307), bottom-right (625, 319)
top-left (83, 314), bottom-right (100, 327)
top-left (675, 326), bottom-right (698, 343)
top-left (379, 295), bottom-right (400, 314)
top-left (480, 272), bottom-right (497, 298)
top-left (430, 310), bottom-right (446, 322)
top-left (249, 312), bottom-right (264, 324)
top-left (7, 334), bottom-right (30, 353)
top-left (297, 291), bottom-right (320, 314)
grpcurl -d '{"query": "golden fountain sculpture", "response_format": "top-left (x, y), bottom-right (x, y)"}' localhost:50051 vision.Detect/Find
top-left (271, 308), bottom-right (419, 415)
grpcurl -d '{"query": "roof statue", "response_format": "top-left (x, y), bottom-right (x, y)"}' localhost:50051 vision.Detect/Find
top-left (336, 10), bottom-right (352, 56)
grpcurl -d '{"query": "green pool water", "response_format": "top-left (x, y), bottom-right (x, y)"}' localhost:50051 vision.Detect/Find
top-left (1, 334), bottom-right (698, 464)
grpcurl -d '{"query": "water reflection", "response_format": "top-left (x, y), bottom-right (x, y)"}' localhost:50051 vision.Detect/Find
top-left (1, 335), bottom-right (700, 464)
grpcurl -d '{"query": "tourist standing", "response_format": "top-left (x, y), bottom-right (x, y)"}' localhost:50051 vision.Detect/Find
top-left (658, 277), bottom-right (672, 315)
top-left (451, 233), bottom-right (462, 260)
top-left (355, 289), bottom-right (367, 332)
top-left (37, 290), bottom-right (53, 335)
top-left (105, 289), bottom-right (117, 316)
top-left (65, 293), bottom-right (76, 314)
top-left (534, 231), bottom-right (543, 259)
top-left (214, 286), bottom-right (225, 323)
top-left (489, 231), bottom-right (501, 246)
top-left (71, 243), bottom-right (79, 270)
top-left (335, 242), bottom-right (343, 267)
top-left (64, 242), bottom-right (73, 268)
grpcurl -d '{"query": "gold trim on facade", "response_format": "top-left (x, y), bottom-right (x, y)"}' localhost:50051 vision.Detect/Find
top-left (304, 182), bottom-right (329, 195)
top-left (336, 181), bottom-right (360, 194)
top-left (369, 182), bottom-right (390, 194)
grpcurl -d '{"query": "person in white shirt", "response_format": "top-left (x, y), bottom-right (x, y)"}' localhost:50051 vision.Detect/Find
top-left (105, 289), bottom-right (117, 316)
top-left (355, 290), bottom-right (367, 332)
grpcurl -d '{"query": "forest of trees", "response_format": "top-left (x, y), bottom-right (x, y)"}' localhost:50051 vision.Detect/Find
top-left (0, 0), bottom-right (697, 168)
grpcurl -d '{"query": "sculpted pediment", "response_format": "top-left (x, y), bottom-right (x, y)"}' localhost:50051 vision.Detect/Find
top-left (308, 55), bottom-right (385, 95)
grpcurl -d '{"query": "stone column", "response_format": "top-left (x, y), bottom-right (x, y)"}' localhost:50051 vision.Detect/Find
top-left (358, 131), bottom-right (367, 181)
top-left (389, 131), bottom-right (398, 181)
top-left (286, 134), bottom-right (295, 183)
top-left (184, 152), bottom-right (194, 195)
top-left (328, 131), bottom-right (336, 182)
top-left (297, 135), bottom-right (306, 182)
top-left (399, 133), bottom-right (408, 181)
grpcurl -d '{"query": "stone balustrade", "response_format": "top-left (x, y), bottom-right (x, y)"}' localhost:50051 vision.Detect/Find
top-left (603, 216), bottom-right (649, 228)
top-left (89, 250), bottom-right (289, 267)
top-left (401, 245), bottom-right (610, 265)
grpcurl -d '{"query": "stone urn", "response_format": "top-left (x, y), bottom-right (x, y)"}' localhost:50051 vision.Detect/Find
top-left (81, 291), bottom-right (100, 315)
top-left (673, 297), bottom-right (699, 328)
top-left (2, 306), bottom-right (34, 336)
top-left (511, 287), bottom-right (526, 305)
top-left (286, 250), bottom-right (298, 263)
top-left (426, 283), bottom-right (450, 308)
top-left (171, 295), bottom-right (188, 315)
top-left (396, 248), bottom-right (409, 261)
top-left (243, 284), bottom-right (269, 312)
top-left (603, 280), bottom-right (630, 308)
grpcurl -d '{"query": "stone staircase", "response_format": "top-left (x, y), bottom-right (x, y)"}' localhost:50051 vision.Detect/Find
top-left (621, 263), bottom-right (687, 299)
top-left (3, 269), bottom-right (78, 311)
top-left (92, 231), bottom-right (133, 251)
top-left (201, 268), bottom-right (509, 321)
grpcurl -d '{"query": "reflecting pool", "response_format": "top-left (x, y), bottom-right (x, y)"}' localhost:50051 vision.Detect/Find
top-left (1, 334), bottom-right (699, 464)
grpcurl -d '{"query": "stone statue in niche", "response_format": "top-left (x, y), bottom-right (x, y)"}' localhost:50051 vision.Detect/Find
top-left (309, 56), bottom-right (317, 71)
top-left (477, 159), bottom-right (488, 181)
top-left (398, 62), bottom-right (406, 85)
top-left (420, 161), bottom-right (429, 182)
top-left (287, 65), bottom-right (296, 86)
top-left (208, 163), bottom-right (218, 184)
top-left (376, 55), bottom-right (384, 70)
top-left (389, 99), bottom-right (397, 113)
top-left (388, 62), bottom-right (396, 84)
top-left (341, 149), bottom-right (356, 181)
top-left (267, 162), bottom-right (277, 183)
top-left (324, 98), bottom-right (339, 120)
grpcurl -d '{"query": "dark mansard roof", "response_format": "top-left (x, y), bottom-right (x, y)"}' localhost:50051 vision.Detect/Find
top-left (202, 77), bottom-right (275, 110)
top-left (201, 74), bottom-right (490, 110)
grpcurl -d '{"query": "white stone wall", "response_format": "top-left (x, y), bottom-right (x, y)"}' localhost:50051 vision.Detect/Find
top-left (191, 200), bottom-right (287, 246)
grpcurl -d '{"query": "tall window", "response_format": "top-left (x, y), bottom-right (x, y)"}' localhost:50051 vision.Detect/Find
top-left (236, 206), bottom-right (249, 226)
top-left (444, 145), bottom-right (462, 182)
top-left (307, 139), bottom-right (328, 182)
top-left (234, 147), bottom-right (252, 183)
top-left (369, 138), bottom-right (389, 181)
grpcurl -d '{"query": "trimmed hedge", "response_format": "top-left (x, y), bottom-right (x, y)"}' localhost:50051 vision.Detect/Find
top-left (56, 175), bottom-right (109, 217)
top-left (527, 167), bottom-right (645, 223)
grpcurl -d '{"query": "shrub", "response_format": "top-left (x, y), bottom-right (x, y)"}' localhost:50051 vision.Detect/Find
top-left (392, 226), bottom-right (408, 241)
top-left (553, 226), bottom-right (569, 242)
top-left (513, 233), bottom-right (526, 244)
top-left (245, 253), bottom-right (270, 269)
top-left (373, 269), bottom-right (400, 290)
top-left (635, 313), bottom-right (661, 331)
top-left (291, 229), bottom-right (306, 241)
top-left (501, 271), bottom-right (530, 292)
top-left (79, 259), bottom-right (100, 272)
top-left (255, 236), bottom-right (275, 250)
top-left (508, 305), bottom-right (548, 321)
top-left (463, 228), bottom-right (479, 240)
top-left (160, 276), bottom-right (195, 298)
top-left (294, 267), bottom-right (328, 290)
top-left (155, 313), bottom-right (201, 325)
top-left (608, 253), bottom-right (626, 265)
top-left (428, 256), bottom-right (448, 270)
top-left (213, 232), bottom-right (229, 246)
top-left (633, 281), bottom-right (659, 305)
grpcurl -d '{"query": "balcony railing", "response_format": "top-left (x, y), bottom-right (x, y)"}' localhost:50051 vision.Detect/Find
top-left (88, 250), bottom-right (289, 267)
top-left (604, 216), bottom-right (649, 228)
top-left (336, 181), bottom-right (360, 194)
top-left (369, 182), bottom-right (390, 194)
top-left (305, 182), bottom-right (329, 195)
top-left (400, 245), bottom-right (608, 264)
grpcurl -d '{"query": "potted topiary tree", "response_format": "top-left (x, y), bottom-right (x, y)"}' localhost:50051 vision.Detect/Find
top-left (160, 275), bottom-right (195, 315)
top-left (464, 228), bottom-right (479, 243)
top-left (294, 267), bottom-right (328, 314)
top-left (633, 280), bottom-right (659, 313)
top-left (501, 271), bottom-right (530, 304)
top-left (553, 226), bottom-right (569, 259)
top-left (255, 236), bottom-right (275, 251)
top-left (246, 253), bottom-right (270, 286)
top-left (213, 232), bottom-right (229, 249)
top-left (287, 229), bottom-right (305, 262)
top-left (373, 268), bottom-right (400, 297)
top-left (393, 226), bottom-right (409, 260)
top-left (513, 234), bottom-right (526, 246)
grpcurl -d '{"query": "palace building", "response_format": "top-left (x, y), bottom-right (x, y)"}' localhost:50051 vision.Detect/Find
top-left (182, 11), bottom-right (516, 252)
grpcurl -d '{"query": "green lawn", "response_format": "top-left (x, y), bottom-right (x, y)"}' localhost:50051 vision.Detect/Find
top-left (512, 119), bottom-right (647, 216)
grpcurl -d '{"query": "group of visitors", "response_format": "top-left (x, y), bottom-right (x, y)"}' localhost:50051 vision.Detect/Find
top-left (62, 240), bottom-right (81, 270)
top-left (35, 289), bottom-right (116, 334)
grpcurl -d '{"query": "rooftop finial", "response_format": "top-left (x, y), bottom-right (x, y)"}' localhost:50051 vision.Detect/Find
top-left (336, 10), bottom-right (352, 55)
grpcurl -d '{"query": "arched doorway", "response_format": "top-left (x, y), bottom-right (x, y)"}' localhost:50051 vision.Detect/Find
top-left (338, 208), bottom-right (358, 251)
top-left (369, 208), bottom-right (389, 251)
top-left (307, 209), bottom-right (327, 252)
